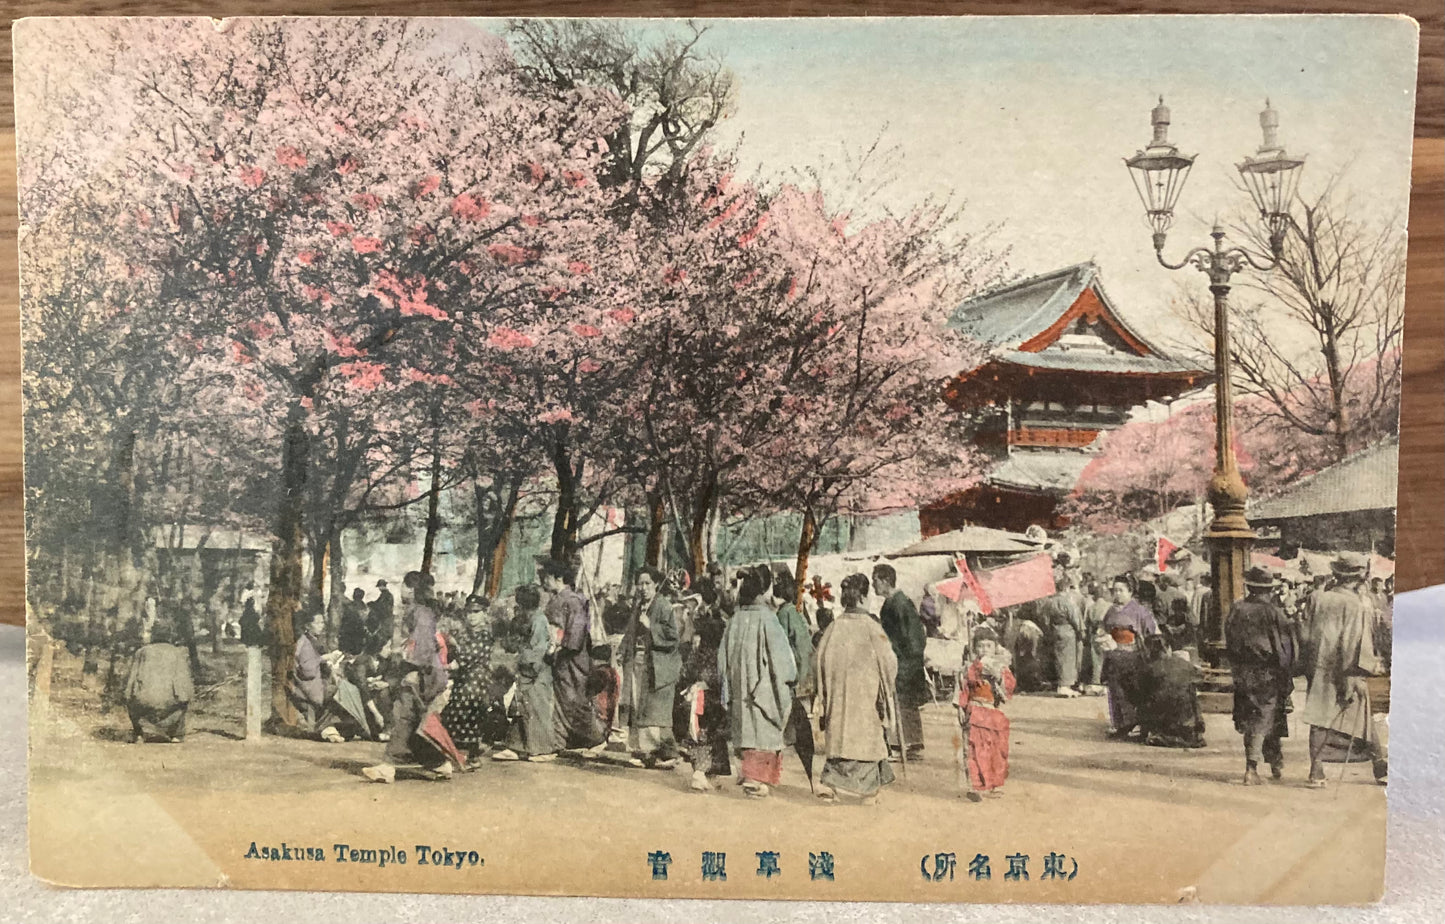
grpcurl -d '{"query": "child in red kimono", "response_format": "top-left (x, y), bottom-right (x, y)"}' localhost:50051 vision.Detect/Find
top-left (960, 627), bottom-right (1016, 799)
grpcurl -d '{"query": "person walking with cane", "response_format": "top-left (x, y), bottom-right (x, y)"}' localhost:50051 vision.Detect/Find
top-left (1300, 552), bottom-right (1387, 789)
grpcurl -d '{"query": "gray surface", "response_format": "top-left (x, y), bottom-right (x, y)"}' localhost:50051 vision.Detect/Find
top-left (989, 449), bottom-right (1096, 493)
top-left (949, 262), bottom-right (1096, 345)
top-left (2, 586), bottom-right (1442, 923)
top-left (1252, 437), bottom-right (1400, 521)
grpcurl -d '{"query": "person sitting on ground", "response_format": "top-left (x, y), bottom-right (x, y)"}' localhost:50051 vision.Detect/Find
top-left (1135, 634), bottom-right (1206, 749)
top-left (125, 621), bottom-right (194, 744)
top-left (288, 611), bottom-right (366, 743)
top-left (362, 571), bottom-right (453, 782)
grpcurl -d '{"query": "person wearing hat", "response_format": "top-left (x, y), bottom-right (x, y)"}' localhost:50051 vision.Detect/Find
top-left (1300, 552), bottom-right (1387, 788)
top-left (1225, 567), bottom-right (1296, 784)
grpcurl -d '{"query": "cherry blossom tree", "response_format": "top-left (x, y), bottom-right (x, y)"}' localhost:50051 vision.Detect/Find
top-left (20, 17), bottom-right (627, 725)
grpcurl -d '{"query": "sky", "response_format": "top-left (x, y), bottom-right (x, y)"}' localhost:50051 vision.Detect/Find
top-left (477, 15), bottom-right (1419, 355)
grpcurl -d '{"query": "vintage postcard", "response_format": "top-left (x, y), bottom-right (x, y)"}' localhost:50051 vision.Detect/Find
top-left (16, 14), bottom-right (1416, 902)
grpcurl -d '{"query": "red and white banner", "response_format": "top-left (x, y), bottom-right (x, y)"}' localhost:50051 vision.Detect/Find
top-left (1156, 536), bottom-right (1181, 572)
top-left (950, 554), bottom-right (1055, 615)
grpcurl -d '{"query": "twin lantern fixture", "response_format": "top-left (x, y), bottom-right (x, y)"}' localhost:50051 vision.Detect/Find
top-left (1125, 97), bottom-right (1306, 260)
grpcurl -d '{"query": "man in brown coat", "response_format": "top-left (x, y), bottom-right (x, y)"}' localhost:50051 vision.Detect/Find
top-left (1302, 552), bottom-right (1387, 788)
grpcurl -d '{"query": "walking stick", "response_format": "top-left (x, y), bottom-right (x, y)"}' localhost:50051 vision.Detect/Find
top-left (890, 693), bottom-right (908, 779)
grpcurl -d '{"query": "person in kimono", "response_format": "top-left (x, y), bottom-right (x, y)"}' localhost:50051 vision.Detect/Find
top-left (719, 566), bottom-right (797, 798)
top-left (362, 571), bottom-right (452, 782)
top-left (1040, 571), bottom-right (1084, 697)
top-left (125, 621), bottom-right (194, 743)
top-left (1226, 567), bottom-right (1296, 784)
top-left (1101, 574), bottom-right (1160, 739)
top-left (492, 584), bottom-right (559, 763)
top-left (873, 564), bottom-right (927, 760)
top-left (678, 576), bottom-right (731, 792)
top-left (1302, 553), bottom-right (1388, 787)
top-left (365, 580), bottom-right (395, 657)
top-left (621, 567), bottom-right (682, 768)
top-left (814, 573), bottom-right (898, 804)
top-left (960, 626), bottom-right (1016, 797)
top-left (338, 587), bottom-right (368, 656)
top-left (771, 566), bottom-right (815, 735)
top-left (1136, 635), bottom-right (1206, 748)
top-left (539, 559), bottom-right (606, 754)
top-left (440, 594), bottom-right (495, 763)
top-left (287, 610), bottom-right (372, 742)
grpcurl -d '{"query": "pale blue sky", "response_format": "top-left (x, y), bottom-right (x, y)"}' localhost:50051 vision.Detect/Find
top-left (473, 15), bottom-right (1419, 350)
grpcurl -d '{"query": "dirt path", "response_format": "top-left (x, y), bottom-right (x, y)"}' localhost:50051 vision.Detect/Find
top-left (29, 676), bottom-right (1385, 903)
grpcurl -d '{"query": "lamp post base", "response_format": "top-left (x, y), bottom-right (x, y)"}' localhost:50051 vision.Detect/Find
top-left (1204, 526), bottom-right (1254, 667)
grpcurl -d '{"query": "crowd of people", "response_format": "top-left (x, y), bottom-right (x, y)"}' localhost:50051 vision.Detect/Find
top-left (112, 545), bottom-right (1392, 801)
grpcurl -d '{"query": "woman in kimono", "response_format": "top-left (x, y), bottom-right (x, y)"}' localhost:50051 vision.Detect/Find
top-left (440, 595), bottom-right (495, 764)
top-left (492, 585), bottom-right (559, 762)
top-left (960, 626), bottom-right (1016, 797)
top-left (1101, 574), bottom-right (1160, 739)
top-left (719, 566), bottom-right (797, 798)
top-left (678, 577), bottom-right (732, 792)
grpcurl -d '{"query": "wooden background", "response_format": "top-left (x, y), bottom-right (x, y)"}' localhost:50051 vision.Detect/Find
top-left (1, 3), bottom-right (1440, 628)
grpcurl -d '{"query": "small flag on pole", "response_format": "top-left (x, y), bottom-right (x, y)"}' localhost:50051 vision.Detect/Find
top-left (1157, 536), bottom-right (1181, 572)
top-left (954, 556), bottom-right (993, 614)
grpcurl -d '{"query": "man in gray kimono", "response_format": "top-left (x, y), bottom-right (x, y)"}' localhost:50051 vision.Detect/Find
top-left (814, 573), bottom-right (898, 803)
top-left (540, 558), bottom-right (605, 754)
top-left (125, 621), bottom-right (194, 743)
top-left (1302, 552), bottom-right (1387, 788)
top-left (621, 567), bottom-right (681, 768)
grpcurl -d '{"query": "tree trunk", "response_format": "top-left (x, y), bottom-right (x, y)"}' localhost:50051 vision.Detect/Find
top-left (327, 530), bottom-right (346, 650)
top-left (486, 518), bottom-right (513, 599)
top-left (107, 425), bottom-right (146, 633)
top-left (475, 477), bottom-right (521, 598)
top-left (421, 422), bottom-right (443, 574)
top-left (548, 435), bottom-right (580, 562)
top-left (645, 492), bottom-right (666, 568)
top-left (307, 532), bottom-right (328, 619)
top-left (793, 506), bottom-right (818, 607)
top-left (687, 475), bottom-right (716, 579)
top-left (1321, 318), bottom-right (1350, 460)
top-left (266, 407), bottom-right (310, 729)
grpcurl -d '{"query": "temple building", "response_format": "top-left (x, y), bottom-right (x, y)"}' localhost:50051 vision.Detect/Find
top-left (925, 262), bottom-right (1209, 534)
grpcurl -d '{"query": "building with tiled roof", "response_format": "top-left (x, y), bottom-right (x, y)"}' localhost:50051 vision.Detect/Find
top-left (924, 262), bottom-right (1210, 535)
top-left (1250, 436), bottom-right (1398, 554)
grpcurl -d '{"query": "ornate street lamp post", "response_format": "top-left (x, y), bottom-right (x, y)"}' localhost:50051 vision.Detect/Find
top-left (1124, 97), bottom-right (1306, 661)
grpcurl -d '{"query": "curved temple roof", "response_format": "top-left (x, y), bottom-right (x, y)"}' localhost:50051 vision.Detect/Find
top-left (948, 262), bottom-right (1204, 377)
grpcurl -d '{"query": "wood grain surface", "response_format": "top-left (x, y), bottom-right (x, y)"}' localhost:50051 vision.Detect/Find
top-left (1, 3), bottom-right (1440, 629)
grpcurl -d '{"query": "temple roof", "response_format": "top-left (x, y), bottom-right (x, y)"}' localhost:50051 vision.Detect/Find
top-left (949, 262), bottom-right (1204, 377)
top-left (988, 449), bottom-right (1095, 494)
top-left (1250, 437), bottom-right (1399, 521)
